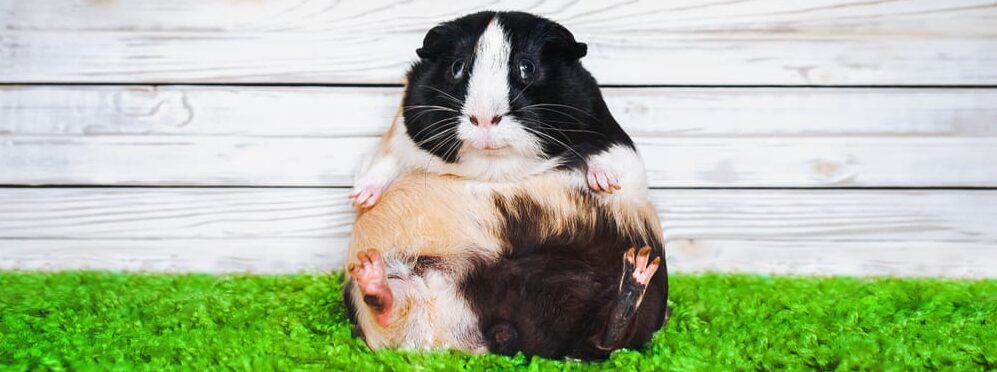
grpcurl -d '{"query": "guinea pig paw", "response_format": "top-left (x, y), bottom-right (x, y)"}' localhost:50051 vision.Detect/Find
top-left (349, 183), bottom-right (386, 208)
top-left (349, 249), bottom-right (394, 325)
top-left (586, 162), bottom-right (621, 193)
top-left (629, 246), bottom-right (660, 287)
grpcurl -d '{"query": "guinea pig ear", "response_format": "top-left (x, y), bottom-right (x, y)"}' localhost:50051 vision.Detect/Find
top-left (416, 25), bottom-right (453, 61)
top-left (545, 24), bottom-right (588, 61)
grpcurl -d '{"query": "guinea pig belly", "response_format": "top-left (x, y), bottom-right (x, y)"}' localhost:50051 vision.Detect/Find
top-left (349, 258), bottom-right (486, 352)
top-left (349, 172), bottom-right (504, 269)
top-left (346, 171), bottom-right (668, 358)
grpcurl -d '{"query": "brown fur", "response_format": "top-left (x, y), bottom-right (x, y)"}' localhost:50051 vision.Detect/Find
top-left (350, 172), bottom-right (504, 269)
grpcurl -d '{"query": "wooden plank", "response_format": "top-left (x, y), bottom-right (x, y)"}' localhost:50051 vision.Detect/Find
top-left (0, 135), bottom-right (369, 186)
top-left (3, 239), bottom-right (990, 277)
top-left (665, 241), bottom-right (996, 278)
top-left (0, 86), bottom-right (403, 138)
top-left (2, 0), bottom-right (996, 85)
top-left (5, 86), bottom-right (997, 137)
top-left (1, 188), bottom-right (992, 241)
top-left (0, 188), bottom-right (994, 277)
top-left (0, 188), bottom-right (355, 239)
top-left (6, 136), bottom-right (992, 187)
top-left (0, 239), bottom-right (347, 274)
top-left (3, 86), bottom-right (996, 187)
top-left (652, 190), bottom-right (997, 242)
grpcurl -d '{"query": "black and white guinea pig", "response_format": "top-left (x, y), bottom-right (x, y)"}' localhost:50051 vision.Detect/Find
top-left (350, 11), bottom-right (644, 208)
top-left (343, 171), bottom-right (668, 360)
top-left (342, 10), bottom-right (667, 360)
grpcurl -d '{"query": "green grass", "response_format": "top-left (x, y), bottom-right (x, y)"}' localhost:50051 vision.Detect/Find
top-left (0, 272), bottom-right (993, 371)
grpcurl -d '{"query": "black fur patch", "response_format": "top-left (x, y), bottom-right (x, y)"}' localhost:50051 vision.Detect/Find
top-left (459, 188), bottom-right (669, 359)
top-left (363, 294), bottom-right (385, 312)
top-left (413, 255), bottom-right (446, 276)
top-left (342, 279), bottom-right (365, 340)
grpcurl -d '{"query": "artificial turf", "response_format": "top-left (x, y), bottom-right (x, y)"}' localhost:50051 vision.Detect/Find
top-left (0, 272), bottom-right (993, 371)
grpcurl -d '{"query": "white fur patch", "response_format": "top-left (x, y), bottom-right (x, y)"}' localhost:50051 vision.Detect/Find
top-left (355, 263), bottom-right (485, 352)
top-left (353, 147), bottom-right (400, 191)
top-left (462, 18), bottom-right (512, 129)
top-left (586, 144), bottom-right (651, 202)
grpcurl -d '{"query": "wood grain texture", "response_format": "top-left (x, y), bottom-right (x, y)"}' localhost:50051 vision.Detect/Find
top-left (0, 239), bottom-right (347, 273)
top-left (665, 241), bottom-right (995, 278)
top-left (2, 0), bottom-right (995, 84)
top-left (3, 85), bottom-right (996, 187)
top-left (0, 188), bottom-right (994, 277)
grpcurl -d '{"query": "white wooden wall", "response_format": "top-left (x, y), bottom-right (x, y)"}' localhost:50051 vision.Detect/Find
top-left (1, 0), bottom-right (995, 277)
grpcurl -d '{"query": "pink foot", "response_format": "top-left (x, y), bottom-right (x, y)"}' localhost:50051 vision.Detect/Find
top-left (586, 161), bottom-right (621, 193)
top-left (349, 184), bottom-right (386, 208)
top-left (348, 249), bottom-right (393, 326)
top-left (625, 246), bottom-right (661, 287)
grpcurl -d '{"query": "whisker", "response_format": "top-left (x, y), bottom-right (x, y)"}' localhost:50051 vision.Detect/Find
top-left (420, 86), bottom-right (465, 107)
top-left (510, 81), bottom-right (534, 105)
top-left (409, 110), bottom-right (450, 122)
top-left (404, 105), bottom-right (459, 122)
top-left (415, 125), bottom-right (459, 147)
top-left (522, 120), bottom-right (577, 146)
top-left (424, 131), bottom-right (461, 166)
top-left (516, 106), bottom-right (590, 126)
top-left (425, 134), bottom-right (456, 152)
top-left (515, 117), bottom-right (604, 137)
top-left (440, 134), bottom-right (463, 162)
top-left (403, 105), bottom-right (458, 112)
top-left (518, 103), bottom-right (598, 119)
top-left (521, 126), bottom-right (584, 161)
top-left (410, 116), bottom-right (460, 139)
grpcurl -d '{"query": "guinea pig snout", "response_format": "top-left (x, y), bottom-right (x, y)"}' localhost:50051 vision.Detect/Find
top-left (469, 114), bottom-right (502, 127)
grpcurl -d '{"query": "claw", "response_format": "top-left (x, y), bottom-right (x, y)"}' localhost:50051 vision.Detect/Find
top-left (350, 184), bottom-right (386, 208)
top-left (623, 247), bottom-right (636, 265)
top-left (631, 247), bottom-right (660, 287)
top-left (586, 161), bottom-right (621, 193)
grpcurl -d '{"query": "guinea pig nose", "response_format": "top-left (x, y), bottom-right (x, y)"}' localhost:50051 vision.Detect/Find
top-left (469, 115), bottom-right (501, 126)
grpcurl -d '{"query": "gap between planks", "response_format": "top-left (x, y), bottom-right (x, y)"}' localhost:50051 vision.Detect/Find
top-left (7, 83), bottom-right (997, 89)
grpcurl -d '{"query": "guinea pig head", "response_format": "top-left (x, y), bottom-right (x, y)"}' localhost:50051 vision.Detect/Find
top-left (403, 11), bottom-right (595, 168)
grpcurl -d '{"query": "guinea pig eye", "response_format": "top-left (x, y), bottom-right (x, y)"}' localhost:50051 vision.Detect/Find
top-left (518, 59), bottom-right (536, 80)
top-left (450, 59), bottom-right (466, 79)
